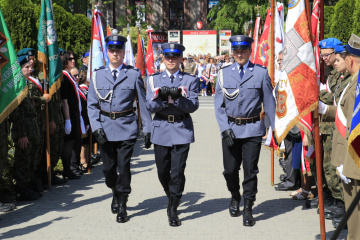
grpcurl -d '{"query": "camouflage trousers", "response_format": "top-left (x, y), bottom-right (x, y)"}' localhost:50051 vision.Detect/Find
top-left (13, 137), bottom-right (42, 187)
top-left (322, 134), bottom-right (343, 201)
top-left (50, 120), bottom-right (64, 169)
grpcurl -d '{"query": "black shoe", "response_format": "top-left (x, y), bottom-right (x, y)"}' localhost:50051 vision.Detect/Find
top-left (63, 170), bottom-right (81, 180)
top-left (322, 199), bottom-right (346, 220)
top-left (16, 189), bottom-right (41, 201)
top-left (72, 169), bottom-right (83, 176)
top-left (168, 197), bottom-right (181, 227)
top-left (280, 174), bottom-right (287, 182)
top-left (305, 196), bottom-right (318, 208)
top-left (332, 215), bottom-right (347, 229)
top-left (243, 199), bottom-right (255, 227)
top-left (0, 202), bottom-right (16, 212)
top-left (116, 194), bottom-right (128, 223)
top-left (51, 175), bottom-right (67, 185)
top-left (229, 198), bottom-right (240, 217)
top-left (111, 189), bottom-right (119, 214)
top-left (274, 183), bottom-right (298, 191)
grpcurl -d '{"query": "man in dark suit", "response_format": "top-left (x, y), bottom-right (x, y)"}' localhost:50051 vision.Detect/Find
top-left (214, 35), bottom-right (276, 227)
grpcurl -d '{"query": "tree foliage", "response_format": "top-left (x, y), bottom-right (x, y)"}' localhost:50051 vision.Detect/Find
top-left (324, 6), bottom-right (335, 39)
top-left (329, 0), bottom-right (356, 43)
top-left (352, 0), bottom-right (360, 36)
top-left (118, 26), bottom-right (148, 55)
top-left (0, 0), bottom-right (90, 68)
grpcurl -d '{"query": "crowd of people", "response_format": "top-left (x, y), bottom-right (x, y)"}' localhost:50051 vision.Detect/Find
top-left (0, 30), bottom-right (359, 239)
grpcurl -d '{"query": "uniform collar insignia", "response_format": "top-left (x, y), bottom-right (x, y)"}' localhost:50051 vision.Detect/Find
top-left (179, 75), bottom-right (183, 79)
top-left (162, 74), bottom-right (167, 78)
top-left (232, 67), bottom-right (235, 71)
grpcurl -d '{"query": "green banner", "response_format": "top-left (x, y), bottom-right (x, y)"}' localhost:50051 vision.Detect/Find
top-left (37, 0), bottom-right (62, 97)
top-left (0, 8), bottom-right (28, 124)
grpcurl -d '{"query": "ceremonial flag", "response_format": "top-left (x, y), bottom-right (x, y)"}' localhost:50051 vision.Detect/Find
top-left (37, 0), bottom-right (62, 97)
top-left (311, 0), bottom-right (321, 83)
top-left (0, 9), bottom-right (28, 123)
top-left (274, 0), bottom-right (318, 142)
top-left (87, 9), bottom-right (107, 82)
top-left (250, 14), bottom-right (261, 63)
top-left (274, 2), bottom-right (285, 84)
top-left (145, 28), bottom-right (155, 75)
top-left (348, 71), bottom-right (360, 168)
top-left (106, 21), bottom-right (112, 37)
top-left (135, 33), bottom-right (146, 76)
top-left (254, 9), bottom-right (271, 67)
top-left (124, 35), bottom-right (135, 66)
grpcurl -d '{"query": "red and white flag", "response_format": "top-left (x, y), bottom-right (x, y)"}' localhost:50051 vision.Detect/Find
top-left (274, 2), bottom-right (285, 84)
top-left (311, 0), bottom-right (321, 83)
top-left (274, 0), bottom-right (319, 142)
top-left (250, 14), bottom-right (261, 63)
top-left (146, 28), bottom-right (155, 75)
top-left (254, 9), bottom-right (271, 67)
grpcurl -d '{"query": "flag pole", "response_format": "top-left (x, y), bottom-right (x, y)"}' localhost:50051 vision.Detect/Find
top-left (88, 8), bottom-right (95, 174)
top-left (306, 0), bottom-right (326, 239)
top-left (270, 0), bottom-right (275, 186)
top-left (43, 62), bottom-right (51, 188)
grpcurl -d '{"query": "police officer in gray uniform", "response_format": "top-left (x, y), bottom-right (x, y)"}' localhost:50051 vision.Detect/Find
top-left (214, 35), bottom-right (275, 226)
top-left (146, 43), bottom-right (199, 227)
top-left (87, 34), bottom-right (152, 223)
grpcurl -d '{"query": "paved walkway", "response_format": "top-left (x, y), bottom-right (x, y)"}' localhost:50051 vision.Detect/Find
top-left (0, 97), bottom-right (347, 239)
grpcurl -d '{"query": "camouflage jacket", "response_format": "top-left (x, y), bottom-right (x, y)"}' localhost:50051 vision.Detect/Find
top-left (320, 70), bottom-right (351, 135)
top-left (10, 83), bottom-right (41, 139)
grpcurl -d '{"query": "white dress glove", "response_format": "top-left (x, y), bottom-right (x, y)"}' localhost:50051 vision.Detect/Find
top-left (319, 83), bottom-right (327, 91)
top-left (65, 119), bottom-right (72, 135)
top-left (318, 101), bottom-right (328, 115)
top-left (336, 164), bottom-right (351, 184)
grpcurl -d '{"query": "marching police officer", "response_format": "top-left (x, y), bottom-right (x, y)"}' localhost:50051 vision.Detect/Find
top-left (214, 35), bottom-right (275, 226)
top-left (87, 34), bottom-right (152, 223)
top-left (146, 43), bottom-right (199, 227)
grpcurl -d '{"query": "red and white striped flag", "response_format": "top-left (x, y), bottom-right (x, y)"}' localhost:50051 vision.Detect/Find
top-left (250, 14), bottom-right (261, 63)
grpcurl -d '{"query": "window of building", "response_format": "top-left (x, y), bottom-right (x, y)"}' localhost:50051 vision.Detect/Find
top-left (169, 0), bottom-right (184, 29)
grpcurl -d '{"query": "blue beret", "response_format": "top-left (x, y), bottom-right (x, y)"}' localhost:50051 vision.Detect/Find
top-left (345, 34), bottom-right (360, 57)
top-left (83, 51), bottom-right (90, 58)
top-left (18, 55), bottom-right (30, 66)
top-left (229, 35), bottom-right (254, 49)
top-left (105, 35), bottom-right (127, 49)
top-left (161, 43), bottom-right (185, 57)
top-left (59, 48), bottom-right (66, 55)
top-left (17, 48), bottom-right (35, 57)
top-left (334, 45), bottom-right (346, 54)
top-left (318, 38), bottom-right (342, 49)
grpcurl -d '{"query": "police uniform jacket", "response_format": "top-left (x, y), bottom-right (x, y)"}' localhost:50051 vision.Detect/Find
top-left (214, 62), bottom-right (275, 139)
top-left (146, 71), bottom-right (199, 147)
top-left (322, 72), bottom-right (360, 180)
top-left (87, 65), bottom-right (151, 141)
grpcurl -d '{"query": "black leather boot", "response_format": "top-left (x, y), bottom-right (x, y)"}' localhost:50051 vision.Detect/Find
top-left (229, 192), bottom-right (241, 217)
top-left (111, 188), bottom-right (119, 214)
top-left (116, 194), bottom-right (128, 223)
top-left (243, 199), bottom-right (255, 227)
top-left (168, 197), bottom-right (181, 227)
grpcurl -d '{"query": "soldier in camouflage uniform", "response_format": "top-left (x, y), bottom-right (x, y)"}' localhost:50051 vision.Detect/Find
top-left (318, 39), bottom-right (349, 219)
top-left (9, 54), bottom-right (42, 200)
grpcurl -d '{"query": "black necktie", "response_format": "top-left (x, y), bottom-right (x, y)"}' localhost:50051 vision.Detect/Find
top-left (112, 70), bottom-right (117, 81)
top-left (240, 66), bottom-right (244, 79)
top-left (170, 74), bottom-right (174, 83)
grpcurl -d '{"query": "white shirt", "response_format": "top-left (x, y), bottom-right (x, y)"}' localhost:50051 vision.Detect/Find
top-left (235, 60), bottom-right (250, 74)
top-left (166, 69), bottom-right (180, 80)
top-left (109, 64), bottom-right (123, 78)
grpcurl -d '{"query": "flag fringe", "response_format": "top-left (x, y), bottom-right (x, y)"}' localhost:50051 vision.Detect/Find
top-left (347, 124), bottom-right (360, 169)
top-left (275, 101), bottom-right (318, 143)
top-left (0, 86), bottom-right (28, 124)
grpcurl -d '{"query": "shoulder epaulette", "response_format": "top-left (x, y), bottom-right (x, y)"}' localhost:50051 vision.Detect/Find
top-left (150, 72), bottom-right (161, 76)
top-left (183, 72), bottom-right (196, 77)
top-left (221, 64), bottom-right (232, 69)
top-left (94, 66), bottom-right (105, 71)
top-left (255, 64), bottom-right (267, 69)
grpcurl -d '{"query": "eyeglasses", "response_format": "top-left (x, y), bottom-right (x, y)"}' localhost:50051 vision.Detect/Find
top-left (68, 57), bottom-right (75, 61)
top-left (73, 74), bottom-right (79, 78)
top-left (320, 52), bottom-right (334, 58)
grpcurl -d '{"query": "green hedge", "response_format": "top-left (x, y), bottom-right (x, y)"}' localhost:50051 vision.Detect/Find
top-left (0, 0), bottom-right (91, 68)
top-left (329, 0), bottom-right (356, 44)
top-left (324, 6), bottom-right (335, 39)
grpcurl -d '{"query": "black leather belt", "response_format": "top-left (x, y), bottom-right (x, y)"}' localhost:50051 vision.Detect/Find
top-left (228, 115), bottom-right (260, 125)
top-left (155, 113), bottom-right (190, 123)
top-left (100, 108), bottom-right (135, 120)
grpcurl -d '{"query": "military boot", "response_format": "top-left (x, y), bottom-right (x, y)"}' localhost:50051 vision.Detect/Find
top-left (332, 215), bottom-right (347, 229)
top-left (243, 199), bottom-right (255, 227)
top-left (116, 194), bottom-right (128, 223)
top-left (111, 188), bottom-right (119, 214)
top-left (229, 191), bottom-right (241, 217)
top-left (325, 199), bottom-right (346, 220)
top-left (168, 197), bottom-right (181, 227)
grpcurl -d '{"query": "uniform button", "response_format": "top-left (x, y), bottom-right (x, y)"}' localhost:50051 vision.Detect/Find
top-left (240, 86), bottom-right (243, 88)
top-left (241, 95), bottom-right (243, 97)
top-left (113, 104), bottom-right (115, 106)
top-left (113, 96), bottom-right (116, 98)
